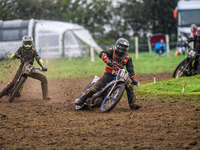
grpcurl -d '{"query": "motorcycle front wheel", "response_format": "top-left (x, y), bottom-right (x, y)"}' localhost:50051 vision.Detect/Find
top-left (8, 76), bottom-right (25, 103)
top-left (101, 84), bottom-right (125, 113)
top-left (173, 58), bottom-right (190, 78)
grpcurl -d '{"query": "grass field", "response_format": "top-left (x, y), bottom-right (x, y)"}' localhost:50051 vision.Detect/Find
top-left (0, 50), bottom-right (186, 81)
top-left (2, 50), bottom-right (199, 97)
top-left (135, 75), bottom-right (200, 101)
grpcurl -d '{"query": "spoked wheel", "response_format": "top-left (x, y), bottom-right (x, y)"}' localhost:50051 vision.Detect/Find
top-left (101, 84), bottom-right (125, 113)
top-left (8, 77), bottom-right (25, 103)
top-left (173, 58), bottom-right (190, 78)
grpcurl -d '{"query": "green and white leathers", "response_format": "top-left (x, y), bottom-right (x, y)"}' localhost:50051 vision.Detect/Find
top-left (0, 36), bottom-right (50, 100)
top-left (11, 36), bottom-right (44, 68)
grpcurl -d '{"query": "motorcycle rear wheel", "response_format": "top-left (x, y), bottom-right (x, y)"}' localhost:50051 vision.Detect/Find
top-left (8, 77), bottom-right (25, 103)
top-left (101, 84), bottom-right (125, 113)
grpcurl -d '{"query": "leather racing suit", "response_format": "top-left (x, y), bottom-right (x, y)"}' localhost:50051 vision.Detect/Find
top-left (78, 48), bottom-right (137, 109)
top-left (0, 46), bottom-right (50, 100)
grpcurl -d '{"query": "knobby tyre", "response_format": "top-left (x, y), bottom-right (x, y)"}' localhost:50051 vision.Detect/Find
top-left (101, 84), bottom-right (125, 113)
top-left (173, 58), bottom-right (189, 78)
top-left (8, 76), bottom-right (25, 103)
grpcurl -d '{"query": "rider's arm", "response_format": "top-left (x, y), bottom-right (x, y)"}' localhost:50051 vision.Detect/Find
top-left (186, 36), bottom-right (195, 44)
top-left (11, 47), bottom-right (21, 60)
top-left (126, 58), bottom-right (136, 80)
top-left (34, 48), bottom-right (45, 68)
top-left (99, 48), bottom-right (113, 63)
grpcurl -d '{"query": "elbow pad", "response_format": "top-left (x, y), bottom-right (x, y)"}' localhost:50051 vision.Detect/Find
top-left (11, 54), bottom-right (16, 60)
top-left (101, 53), bottom-right (109, 63)
top-left (38, 59), bottom-right (45, 68)
top-left (39, 59), bottom-right (44, 64)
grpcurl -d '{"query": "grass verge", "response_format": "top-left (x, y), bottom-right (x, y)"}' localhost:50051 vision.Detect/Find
top-left (135, 75), bottom-right (200, 101)
top-left (0, 50), bottom-right (186, 81)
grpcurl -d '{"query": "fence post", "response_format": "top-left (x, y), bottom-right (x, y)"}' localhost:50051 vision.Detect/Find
top-left (147, 37), bottom-right (152, 55)
top-left (90, 46), bottom-right (94, 62)
top-left (68, 40), bottom-right (71, 61)
top-left (90, 39), bottom-right (94, 62)
top-left (135, 36), bottom-right (139, 59)
top-left (190, 29), bottom-right (194, 49)
top-left (166, 34), bottom-right (170, 57)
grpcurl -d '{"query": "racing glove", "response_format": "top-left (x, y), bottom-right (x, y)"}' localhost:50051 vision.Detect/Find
top-left (132, 80), bottom-right (138, 85)
top-left (15, 53), bottom-right (20, 59)
top-left (105, 60), bottom-right (114, 68)
top-left (132, 75), bottom-right (137, 85)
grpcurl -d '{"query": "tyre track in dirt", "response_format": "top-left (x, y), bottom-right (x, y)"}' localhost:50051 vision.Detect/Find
top-left (0, 72), bottom-right (200, 150)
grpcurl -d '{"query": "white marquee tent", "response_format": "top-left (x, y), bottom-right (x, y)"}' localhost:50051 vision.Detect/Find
top-left (0, 19), bottom-right (102, 59)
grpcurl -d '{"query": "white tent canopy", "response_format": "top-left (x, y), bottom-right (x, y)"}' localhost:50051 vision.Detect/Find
top-left (34, 19), bottom-right (102, 58)
top-left (0, 19), bottom-right (102, 59)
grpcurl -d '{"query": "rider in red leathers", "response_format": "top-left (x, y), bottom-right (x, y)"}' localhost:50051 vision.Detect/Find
top-left (75, 38), bottom-right (140, 110)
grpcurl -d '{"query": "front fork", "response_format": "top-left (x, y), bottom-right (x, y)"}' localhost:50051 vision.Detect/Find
top-left (104, 82), bottom-right (117, 100)
top-left (15, 75), bottom-right (28, 94)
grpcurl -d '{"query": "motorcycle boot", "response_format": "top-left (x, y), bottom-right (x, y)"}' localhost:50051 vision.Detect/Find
top-left (42, 83), bottom-right (51, 100)
top-left (74, 87), bottom-right (97, 105)
top-left (0, 82), bottom-right (12, 98)
top-left (125, 82), bottom-right (140, 110)
top-left (0, 89), bottom-right (6, 98)
top-left (41, 77), bottom-right (51, 100)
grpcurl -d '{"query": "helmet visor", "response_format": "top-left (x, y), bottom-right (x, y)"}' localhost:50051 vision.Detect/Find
top-left (118, 44), bottom-right (129, 51)
top-left (24, 41), bottom-right (32, 46)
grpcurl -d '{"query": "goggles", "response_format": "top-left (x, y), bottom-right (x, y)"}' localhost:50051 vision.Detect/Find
top-left (24, 41), bottom-right (32, 45)
top-left (117, 44), bottom-right (129, 51)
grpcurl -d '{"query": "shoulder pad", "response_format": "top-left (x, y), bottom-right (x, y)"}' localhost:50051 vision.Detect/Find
top-left (127, 54), bottom-right (131, 59)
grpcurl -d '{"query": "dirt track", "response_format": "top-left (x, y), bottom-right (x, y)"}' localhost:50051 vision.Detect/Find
top-left (0, 73), bottom-right (200, 150)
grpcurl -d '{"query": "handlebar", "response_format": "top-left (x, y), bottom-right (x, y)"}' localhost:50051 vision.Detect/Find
top-left (185, 43), bottom-right (191, 49)
top-left (112, 62), bottom-right (136, 82)
top-left (17, 56), bottom-right (47, 73)
top-left (112, 62), bottom-right (120, 70)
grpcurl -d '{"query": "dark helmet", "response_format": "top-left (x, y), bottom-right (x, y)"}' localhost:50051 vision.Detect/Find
top-left (191, 24), bottom-right (197, 33)
top-left (115, 38), bottom-right (129, 57)
top-left (22, 36), bottom-right (34, 50)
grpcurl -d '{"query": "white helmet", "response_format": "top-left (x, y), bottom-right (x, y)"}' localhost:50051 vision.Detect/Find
top-left (22, 36), bottom-right (34, 50)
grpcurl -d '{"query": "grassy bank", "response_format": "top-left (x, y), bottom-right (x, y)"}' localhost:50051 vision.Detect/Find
top-left (0, 51), bottom-right (186, 81)
top-left (135, 75), bottom-right (200, 101)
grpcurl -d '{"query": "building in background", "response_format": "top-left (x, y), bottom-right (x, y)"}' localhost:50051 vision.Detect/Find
top-left (173, 0), bottom-right (200, 40)
top-left (0, 19), bottom-right (102, 60)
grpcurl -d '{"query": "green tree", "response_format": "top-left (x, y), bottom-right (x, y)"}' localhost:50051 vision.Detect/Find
top-left (119, 0), bottom-right (178, 36)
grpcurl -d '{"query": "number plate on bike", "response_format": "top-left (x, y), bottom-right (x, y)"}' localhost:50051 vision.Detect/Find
top-left (116, 69), bottom-right (129, 81)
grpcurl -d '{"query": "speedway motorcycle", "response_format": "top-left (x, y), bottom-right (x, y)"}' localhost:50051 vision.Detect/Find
top-left (7, 57), bottom-right (44, 103)
top-left (75, 63), bottom-right (137, 113)
top-left (173, 44), bottom-right (200, 78)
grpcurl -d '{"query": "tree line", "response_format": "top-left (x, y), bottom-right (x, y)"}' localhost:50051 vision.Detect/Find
top-left (0, 0), bottom-right (179, 47)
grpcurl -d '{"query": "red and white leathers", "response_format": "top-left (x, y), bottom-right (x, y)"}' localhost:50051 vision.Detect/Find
top-left (76, 48), bottom-right (138, 109)
top-left (101, 48), bottom-right (136, 80)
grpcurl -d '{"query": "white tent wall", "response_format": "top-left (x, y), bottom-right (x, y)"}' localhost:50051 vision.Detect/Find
top-left (63, 30), bottom-right (82, 57)
top-left (0, 19), bottom-right (29, 59)
top-left (73, 29), bottom-right (102, 52)
top-left (34, 20), bottom-right (102, 59)
top-left (34, 21), bottom-right (63, 59)
top-left (0, 19), bottom-right (102, 60)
